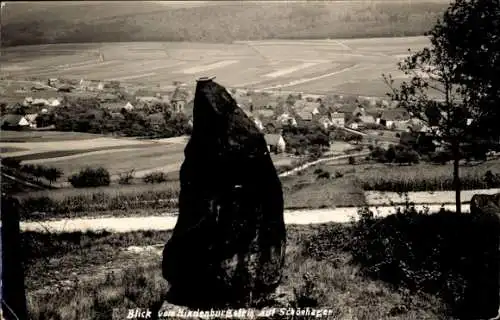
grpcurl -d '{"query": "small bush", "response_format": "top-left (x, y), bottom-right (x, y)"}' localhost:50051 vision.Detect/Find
top-left (483, 170), bottom-right (500, 188)
top-left (68, 167), bottom-right (111, 188)
top-left (313, 168), bottom-right (324, 175)
top-left (21, 164), bottom-right (37, 175)
top-left (1, 157), bottom-right (21, 168)
top-left (316, 171), bottom-right (330, 180)
top-left (42, 167), bottom-right (63, 184)
top-left (118, 169), bottom-right (135, 185)
top-left (143, 171), bottom-right (167, 184)
top-left (430, 151), bottom-right (453, 165)
top-left (394, 149), bottom-right (420, 165)
top-left (348, 156), bottom-right (356, 165)
top-left (370, 146), bottom-right (387, 163)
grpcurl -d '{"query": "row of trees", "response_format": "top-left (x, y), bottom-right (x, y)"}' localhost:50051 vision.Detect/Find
top-left (1, 159), bottom-right (63, 186)
top-left (21, 164), bottom-right (63, 185)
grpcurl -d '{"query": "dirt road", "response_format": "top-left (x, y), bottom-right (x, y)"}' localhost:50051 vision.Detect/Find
top-left (279, 152), bottom-right (369, 177)
top-left (19, 204), bottom-right (469, 233)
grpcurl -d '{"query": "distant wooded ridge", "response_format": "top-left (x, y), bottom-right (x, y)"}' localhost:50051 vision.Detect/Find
top-left (2, 1), bottom-right (448, 47)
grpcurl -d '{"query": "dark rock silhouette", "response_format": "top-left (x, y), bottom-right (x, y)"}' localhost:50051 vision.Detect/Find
top-left (2, 196), bottom-right (28, 320)
top-left (464, 193), bottom-right (500, 320)
top-left (162, 78), bottom-right (286, 309)
top-left (470, 193), bottom-right (500, 218)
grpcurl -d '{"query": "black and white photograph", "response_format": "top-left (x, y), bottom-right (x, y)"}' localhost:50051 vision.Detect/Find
top-left (0, 0), bottom-right (499, 319)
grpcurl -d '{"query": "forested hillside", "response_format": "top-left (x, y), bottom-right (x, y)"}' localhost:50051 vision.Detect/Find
top-left (2, 1), bottom-right (448, 46)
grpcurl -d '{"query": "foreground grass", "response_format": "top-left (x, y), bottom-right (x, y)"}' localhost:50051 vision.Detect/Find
top-left (22, 230), bottom-right (171, 292)
top-left (4, 2), bottom-right (447, 46)
top-left (25, 225), bottom-right (447, 320)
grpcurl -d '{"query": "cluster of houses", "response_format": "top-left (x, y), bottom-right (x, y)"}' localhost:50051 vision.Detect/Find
top-left (0, 96), bottom-right (63, 129)
top-left (0, 79), bottom-right (196, 131)
top-left (228, 91), bottom-right (435, 153)
top-left (233, 91), bottom-right (430, 133)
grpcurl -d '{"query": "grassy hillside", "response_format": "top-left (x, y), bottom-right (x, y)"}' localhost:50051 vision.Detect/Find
top-left (2, 1), bottom-right (449, 46)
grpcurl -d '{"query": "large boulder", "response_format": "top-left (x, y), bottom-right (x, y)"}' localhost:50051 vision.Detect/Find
top-left (470, 193), bottom-right (500, 218)
top-left (465, 193), bottom-right (500, 320)
top-left (162, 78), bottom-right (286, 309)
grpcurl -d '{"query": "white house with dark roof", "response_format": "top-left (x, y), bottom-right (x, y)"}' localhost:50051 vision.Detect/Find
top-left (48, 98), bottom-right (61, 107)
top-left (123, 102), bottom-right (134, 111)
top-left (295, 100), bottom-right (321, 115)
top-left (379, 109), bottom-right (411, 129)
top-left (264, 134), bottom-right (286, 154)
top-left (276, 112), bottom-right (297, 127)
top-left (24, 113), bottom-right (39, 128)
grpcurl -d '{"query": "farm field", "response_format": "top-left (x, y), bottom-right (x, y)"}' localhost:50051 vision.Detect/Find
top-left (0, 131), bottom-right (105, 143)
top-left (282, 174), bottom-right (367, 209)
top-left (0, 37), bottom-right (432, 97)
top-left (16, 143), bottom-right (185, 179)
top-left (348, 160), bottom-right (500, 192)
top-left (0, 132), bottom-right (189, 181)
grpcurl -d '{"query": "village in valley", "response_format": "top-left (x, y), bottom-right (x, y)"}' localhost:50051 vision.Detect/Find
top-left (0, 75), bottom-right (436, 159)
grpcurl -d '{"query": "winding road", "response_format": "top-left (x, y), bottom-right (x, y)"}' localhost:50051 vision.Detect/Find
top-left (278, 151), bottom-right (369, 177)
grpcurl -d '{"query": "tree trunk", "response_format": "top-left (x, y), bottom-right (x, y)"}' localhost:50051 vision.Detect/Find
top-left (452, 143), bottom-right (462, 214)
top-left (2, 197), bottom-right (28, 320)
